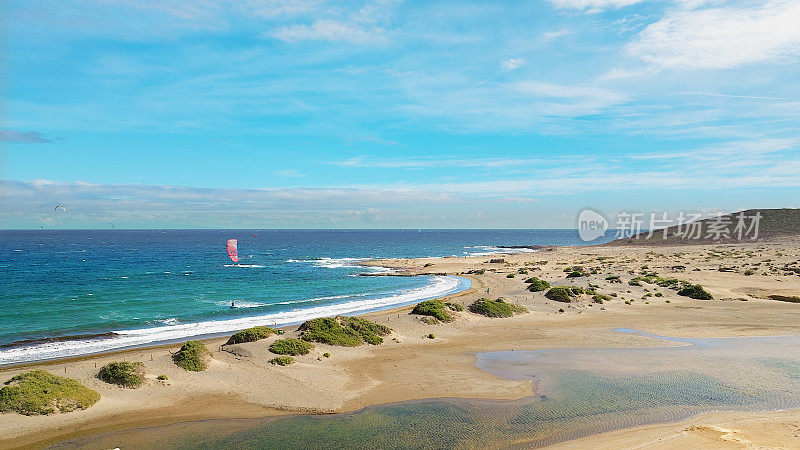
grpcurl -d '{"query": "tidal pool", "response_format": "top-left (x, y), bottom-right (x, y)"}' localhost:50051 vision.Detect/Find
top-left (51, 330), bottom-right (800, 449)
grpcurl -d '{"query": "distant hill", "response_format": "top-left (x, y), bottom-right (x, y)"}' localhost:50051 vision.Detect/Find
top-left (605, 208), bottom-right (800, 246)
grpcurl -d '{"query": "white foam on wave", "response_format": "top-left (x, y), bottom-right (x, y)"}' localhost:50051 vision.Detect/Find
top-left (223, 264), bottom-right (265, 268)
top-left (462, 245), bottom-right (539, 257)
top-left (0, 276), bottom-right (470, 366)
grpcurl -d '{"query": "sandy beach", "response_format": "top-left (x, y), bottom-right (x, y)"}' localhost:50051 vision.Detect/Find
top-left (3, 241), bottom-right (800, 449)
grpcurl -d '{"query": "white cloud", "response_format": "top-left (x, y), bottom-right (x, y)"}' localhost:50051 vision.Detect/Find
top-left (501, 57), bottom-right (526, 71)
top-left (546, 0), bottom-right (645, 13)
top-left (265, 19), bottom-right (384, 43)
top-left (627, 0), bottom-right (800, 69)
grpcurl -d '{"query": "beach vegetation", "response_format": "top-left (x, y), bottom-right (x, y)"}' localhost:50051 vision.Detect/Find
top-left (270, 338), bottom-right (314, 356)
top-left (323, 352), bottom-right (331, 358)
top-left (544, 286), bottom-right (584, 303)
top-left (412, 299), bottom-right (453, 322)
top-left (172, 340), bottom-right (209, 372)
top-left (566, 271), bottom-right (585, 278)
top-left (427, 333), bottom-right (435, 339)
top-left (445, 302), bottom-right (464, 312)
top-left (625, 300), bottom-right (632, 305)
top-left (97, 361), bottom-right (144, 388)
top-left (506, 273), bottom-right (515, 278)
top-left (468, 298), bottom-right (527, 318)
top-left (605, 275), bottom-right (622, 283)
top-left (525, 277), bottom-right (550, 292)
top-left (677, 284), bottom-right (713, 300)
top-left (299, 316), bottom-right (391, 346)
top-left (270, 356), bottom-right (294, 366)
top-left (592, 294), bottom-right (611, 304)
top-left (0, 370), bottom-right (100, 415)
top-left (558, 308), bottom-right (564, 313)
top-left (225, 326), bottom-right (277, 345)
top-left (517, 268), bottom-right (528, 274)
top-left (157, 375), bottom-right (168, 381)
top-left (768, 295), bottom-right (800, 303)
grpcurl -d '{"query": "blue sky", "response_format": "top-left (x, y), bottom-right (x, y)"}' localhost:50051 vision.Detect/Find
top-left (1, 0), bottom-right (799, 228)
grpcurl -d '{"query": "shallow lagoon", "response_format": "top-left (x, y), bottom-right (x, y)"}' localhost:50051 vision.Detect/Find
top-left (52, 330), bottom-right (800, 449)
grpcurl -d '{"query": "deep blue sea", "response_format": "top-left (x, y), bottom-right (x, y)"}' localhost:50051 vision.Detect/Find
top-left (0, 229), bottom-right (610, 365)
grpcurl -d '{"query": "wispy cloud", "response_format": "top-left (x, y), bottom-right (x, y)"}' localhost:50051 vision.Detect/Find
top-left (265, 19), bottom-right (385, 43)
top-left (542, 29), bottom-right (570, 42)
top-left (0, 130), bottom-right (54, 143)
top-left (546, 0), bottom-right (645, 13)
top-left (501, 57), bottom-right (526, 71)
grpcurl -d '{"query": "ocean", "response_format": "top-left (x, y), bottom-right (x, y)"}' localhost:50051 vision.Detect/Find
top-left (0, 229), bottom-right (609, 365)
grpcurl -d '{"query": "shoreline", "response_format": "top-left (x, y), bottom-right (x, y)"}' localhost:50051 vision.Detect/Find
top-left (4, 241), bottom-right (800, 448)
top-left (0, 271), bottom-right (471, 367)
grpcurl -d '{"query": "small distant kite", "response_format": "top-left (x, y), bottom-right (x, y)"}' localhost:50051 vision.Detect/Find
top-left (55, 205), bottom-right (67, 212)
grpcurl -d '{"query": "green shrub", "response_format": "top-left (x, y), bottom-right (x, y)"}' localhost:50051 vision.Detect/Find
top-left (566, 271), bottom-right (585, 278)
top-left (0, 370), bottom-right (100, 415)
top-left (468, 298), bottom-right (527, 318)
top-left (558, 308), bottom-right (565, 313)
top-left (625, 300), bottom-right (632, 305)
top-left (323, 352), bottom-right (331, 358)
top-left (677, 284), bottom-right (713, 300)
top-left (605, 275), bottom-right (621, 283)
top-left (592, 294), bottom-right (611, 304)
top-left (270, 338), bottom-right (314, 356)
top-left (526, 277), bottom-right (551, 292)
top-left (226, 326), bottom-right (277, 345)
top-left (518, 268), bottom-right (528, 274)
top-left (665, 300), bottom-right (671, 303)
top-left (412, 300), bottom-right (453, 322)
top-left (744, 269), bottom-right (755, 276)
top-left (270, 356), bottom-right (294, 366)
top-left (421, 316), bottom-right (439, 325)
top-left (655, 292), bottom-right (663, 297)
top-left (427, 333), bottom-right (435, 339)
top-left (97, 361), bottom-right (144, 388)
top-left (172, 340), bottom-right (209, 372)
top-left (157, 375), bottom-right (168, 381)
top-left (628, 279), bottom-right (642, 286)
top-left (506, 273), bottom-right (515, 278)
top-left (445, 302), bottom-right (464, 312)
top-left (299, 316), bottom-right (391, 346)
top-left (544, 286), bottom-right (584, 303)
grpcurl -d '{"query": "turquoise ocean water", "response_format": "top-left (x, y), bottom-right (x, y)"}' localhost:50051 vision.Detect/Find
top-left (0, 229), bottom-right (608, 365)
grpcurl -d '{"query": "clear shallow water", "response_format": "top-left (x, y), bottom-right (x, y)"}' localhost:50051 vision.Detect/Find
top-left (51, 331), bottom-right (800, 449)
top-left (0, 229), bottom-right (605, 364)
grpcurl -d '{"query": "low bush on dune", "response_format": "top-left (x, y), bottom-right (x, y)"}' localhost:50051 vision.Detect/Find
top-left (566, 271), bottom-right (586, 278)
top-left (226, 326), bottom-right (277, 345)
top-left (97, 361), bottom-right (144, 388)
top-left (677, 284), bottom-right (713, 300)
top-left (605, 275), bottom-right (621, 283)
top-left (0, 370), bottom-right (100, 415)
top-left (468, 298), bottom-right (527, 318)
top-left (172, 340), bottom-right (209, 372)
top-left (412, 300), bottom-right (453, 322)
top-left (269, 338), bottom-right (314, 356)
top-left (544, 286), bottom-right (585, 303)
top-left (269, 356), bottom-right (294, 366)
top-left (592, 294), bottom-right (611, 304)
top-left (526, 277), bottom-right (550, 292)
top-left (299, 316), bottom-right (391, 346)
top-left (768, 295), bottom-right (800, 303)
top-left (445, 302), bottom-right (464, 312)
